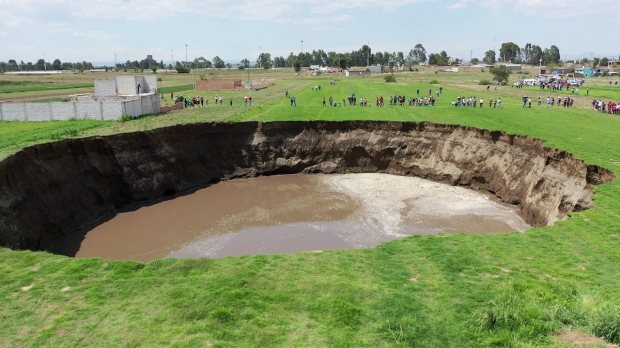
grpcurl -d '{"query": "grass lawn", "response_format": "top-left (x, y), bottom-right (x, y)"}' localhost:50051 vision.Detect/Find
top-left (1, 72), bottom-right (620, 347)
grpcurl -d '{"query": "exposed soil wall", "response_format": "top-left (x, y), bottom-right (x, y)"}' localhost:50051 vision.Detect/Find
top-left (0, 121), bottom-right (614, 251)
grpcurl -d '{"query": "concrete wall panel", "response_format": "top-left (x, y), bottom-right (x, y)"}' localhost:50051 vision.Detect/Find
top-left (26, 103), bottom-right (51, 122)
top-left (76, 102), bottom-right (102, 120)
top-left (1, 103), bottom-right (26, 121)
top-left (144, 76), bottom-right (158, 93)
top-left (95, 79), bottom-right (117, 97)
top-left (50, 103), bottom-right (76, 121)
top-left (117, 76), bottom-right (137, 95)
top-left (102, 102), bottom-right (123, 120)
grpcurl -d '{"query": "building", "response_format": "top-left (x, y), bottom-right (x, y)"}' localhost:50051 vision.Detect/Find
top-left (345, 67), bottom-right (371, 77)
top-left (575, 67), bottom-right (596, 77)
top-left (0, 76), bottom-right (161, 122)
top-left (368, 64), bottom-right (385, 74)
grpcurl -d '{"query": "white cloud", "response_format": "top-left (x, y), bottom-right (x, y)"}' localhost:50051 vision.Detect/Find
top-left (481, 0), bottom-right (620, 17)
top-left (307, 0), bottom-right (434, 14)
top-left (447, 0), bottom-right (473, 9)
top-left (278, 14), bottom-right (353, 25)
top-left (46, 22), bottom-right (116, 39)
top-left (0, 0), bottom-right (435, 21)
top-left (0, 31), bottom-right (8, 37)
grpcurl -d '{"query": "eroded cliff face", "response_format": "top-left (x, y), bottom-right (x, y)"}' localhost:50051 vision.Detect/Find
top-left (0, 121), bottom-right (615, 251)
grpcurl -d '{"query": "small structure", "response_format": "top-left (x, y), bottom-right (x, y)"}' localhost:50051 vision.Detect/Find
top-left (575, 67), bottom-right (596, 77)
top-left (345, 67), bottom-right (371, 77)
top-left (368, 64), bottom-right (385, 74)
top-left (196, 72), bottom-right (245, 91)
top-left (3, 70), bottom-right (75, 75)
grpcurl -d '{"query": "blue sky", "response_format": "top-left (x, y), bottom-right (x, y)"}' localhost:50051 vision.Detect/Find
top-left (1, 0), bottom-right (618, 65)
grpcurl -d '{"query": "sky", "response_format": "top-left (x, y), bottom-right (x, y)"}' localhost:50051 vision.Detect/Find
top-left (1, 0), bottom-right (619, 65)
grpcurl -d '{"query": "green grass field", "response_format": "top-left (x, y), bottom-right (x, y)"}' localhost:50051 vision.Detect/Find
top-left (0, 80), bottom-right (94, 94)
top-left (1, 72), bottom-right (620, 347)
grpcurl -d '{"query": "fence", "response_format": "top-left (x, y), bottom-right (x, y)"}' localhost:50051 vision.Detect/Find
top-left (160, 102), bottom-right (184, 113)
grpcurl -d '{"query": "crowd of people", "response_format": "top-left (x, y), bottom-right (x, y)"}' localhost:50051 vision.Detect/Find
top-left (592, 100), bottom-right (620, 114)
top-left (452, 96), bottom-right (502, 108)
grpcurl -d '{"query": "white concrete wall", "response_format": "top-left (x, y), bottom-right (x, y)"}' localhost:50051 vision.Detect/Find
top-left (95, 79), bottom-right (118, 97)
top-left (76, 102), bottom-right (102, 120)
top-left (123, 99), bottom-right (142, 117)
top-left (1, 103), bottom-right (26, 121)
top-left (102, 102), bottom-right (123, 120)
top-left (143, 76), bottom-right (158, 93)
top-left (141, 95), bottom-right (154, 115)
top-left (117, 76), bottom-right (137, 95)
top-left (51, 102), bottom-right (76, 120)
top-left (26, 103), bottom-right (52, 121)
top-left (0, 95), bottom-right (160, 122)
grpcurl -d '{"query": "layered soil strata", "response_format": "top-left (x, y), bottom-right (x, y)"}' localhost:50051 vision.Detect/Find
top-left (0, 121), bottom-right (614, 251)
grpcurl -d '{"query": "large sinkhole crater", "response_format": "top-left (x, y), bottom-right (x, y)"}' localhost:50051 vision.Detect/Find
top-left (0, 121), bottom-right (614, 255)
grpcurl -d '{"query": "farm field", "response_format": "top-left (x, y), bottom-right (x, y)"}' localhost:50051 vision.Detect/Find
top-left (1, 70), bottom-right (620, 347)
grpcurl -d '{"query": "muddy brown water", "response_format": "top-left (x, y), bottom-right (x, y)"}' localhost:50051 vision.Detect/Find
top-left (69, 174), bottom-right (530, 262)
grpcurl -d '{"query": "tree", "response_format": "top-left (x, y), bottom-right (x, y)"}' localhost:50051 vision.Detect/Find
top-left (8, 59), bottom-right (18, 71)
top-left (601, 57), bottom-right (609, 67)
top-left (522, 43), bottom-right (532, 64)
top-left (499, 42), bottom-right (520, 63)
top-left (257, 52), bottom-right (272, 69)
top-left (412, 44), bottom-right (427, 64)
top-left (593, 57), bottom-right (600, 67)
top-left (543, 45), bottom-right (560, 65)
top-left (428, 51), bottom-right (449, 65)
top-left (35, 59), bottom-right (45, 70)
top-left (212, 56), bottom-right (225, 69)
top-left (483, 50), bottom-right (496, 64)
top-left (52, 59), bottom-right (62, 70)
top-left (490, 65), bottom-right (511, 82)
top-left (531, 45), bottom-right (543, 65)
top-left (241, 58), bottom-right (250, 68)
top-left (470, 58), bottom-right (480, 65)
top-left (293, 60), bottom-right (301, 73)
top-left (150, 63), bottom-right (158, 73)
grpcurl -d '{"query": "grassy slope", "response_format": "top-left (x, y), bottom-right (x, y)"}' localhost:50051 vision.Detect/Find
top-left (1, 74), bottom-right (620, 347)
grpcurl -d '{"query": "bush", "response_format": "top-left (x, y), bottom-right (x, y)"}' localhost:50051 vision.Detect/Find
top-left (384, 74), bottom-right (397, 83)
top-left (119, 114), bottom-right (134, 123)
top-left (490, 65), bottom-right (512, 83)
top-left (478, 79), bottom-right (492, 85)
top-left (429, 79), bottom-right (439, 84)
top-left (592, 312), bottom-right (620, 344)
top-left (176, 66), bottom-right (190, 74)
top-left (157, 78), bottom-right (162, 82)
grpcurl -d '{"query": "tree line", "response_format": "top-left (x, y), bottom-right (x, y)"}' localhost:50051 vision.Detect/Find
top-left (0, 59), bottom-right (94, 72)
top-left (473, 43), bottom-right (562, 66)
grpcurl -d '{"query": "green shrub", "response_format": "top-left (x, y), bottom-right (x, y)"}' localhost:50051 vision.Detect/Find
top-left (592, 312), bottom-right (620, 344)
top-left (478, 79), bottom-right (492, 85)
top-left (384, 74), bottom-right (397, 83)
top-left (429, 79), bottom-right (439, 84)
top-left (119, 114), bottom-right (134, 123)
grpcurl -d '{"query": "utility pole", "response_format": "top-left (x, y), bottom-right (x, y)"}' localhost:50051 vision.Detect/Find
top-left (470, 50), bottom-right (473, 63)
top-left (185, 44), bottom-right (188, 66)
top-left (301, 40), bottom-right (303, 53)
top-left (171, 49), bottom-right (174, 67)
top-left (114, 51), bottom-right (117, 69)
top-left (259, 46), bottom-right (261, 69)
top-left (43, 53), bottom-right (46, 71)
top-left (367, 40), bottom-right (370, 67)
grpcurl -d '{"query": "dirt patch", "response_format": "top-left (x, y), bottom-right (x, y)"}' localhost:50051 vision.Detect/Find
top-left (556, 331), bottom-right (619, 347)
